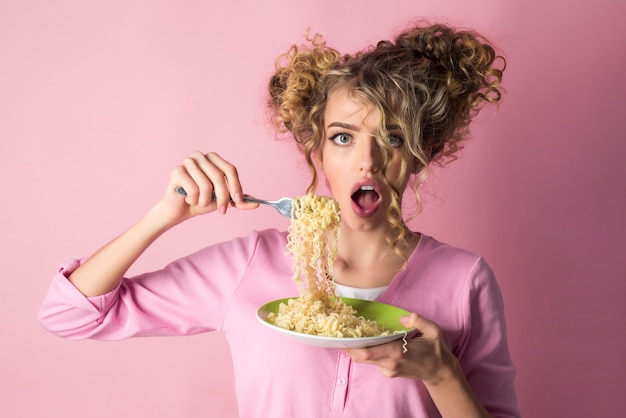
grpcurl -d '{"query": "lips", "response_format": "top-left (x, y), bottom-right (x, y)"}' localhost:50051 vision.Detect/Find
top-left (350, 181), bottom-right (382, 217)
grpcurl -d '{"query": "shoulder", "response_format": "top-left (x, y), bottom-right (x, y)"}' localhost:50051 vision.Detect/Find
top-left (416, 234), bottom-right (491, 272)
top-left (228, 228), bottom-right (289, 258)
top-left (243, 228), bottom-right (288, 253)
top-left (213, 228), bottom-right (287, 248)
top-left (412, 234), bottom-right (499, 296)
top-left (255, 228), bottom-right (289, 243)
top-left (181, 228), bottom-right (288, 266)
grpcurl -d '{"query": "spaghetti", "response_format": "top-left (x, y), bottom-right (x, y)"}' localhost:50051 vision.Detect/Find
top-left (266, 193), bottom-right (390, 338)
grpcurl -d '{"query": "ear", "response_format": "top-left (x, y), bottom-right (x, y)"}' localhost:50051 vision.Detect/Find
top-left (311, 146), bottom-right (324, 174)
top-left (299, 147), bottom-right (322, 195)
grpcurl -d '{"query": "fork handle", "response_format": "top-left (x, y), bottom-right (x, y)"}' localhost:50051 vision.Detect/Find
top-left (176, 186), bottom-right (222, 199)
top-left (175, 186), bottom-right (254, 203)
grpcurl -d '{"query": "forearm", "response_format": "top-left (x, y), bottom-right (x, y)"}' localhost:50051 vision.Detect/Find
top-left (424, 352), bottom-right (493, 418)
top-left (69, 203), bottom-right (175, 297)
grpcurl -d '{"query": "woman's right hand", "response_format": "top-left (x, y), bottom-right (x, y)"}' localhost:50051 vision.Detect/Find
top-left (159, 151), bottom-right (259, 225)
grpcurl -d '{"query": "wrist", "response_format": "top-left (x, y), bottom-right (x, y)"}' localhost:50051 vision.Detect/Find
top-left (421, 351), bottom-right (493, 418)
top-left (422, 348), bottom-right (462, 387)
top-left (143, 201), bottom-right (181, 234)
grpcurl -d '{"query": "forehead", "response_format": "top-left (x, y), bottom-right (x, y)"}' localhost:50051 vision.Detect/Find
top-left (324, 87), bottom-right (380, 129)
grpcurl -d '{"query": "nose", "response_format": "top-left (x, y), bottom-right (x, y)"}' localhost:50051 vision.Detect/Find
top-left (357, 137), bottom-right (381, 173)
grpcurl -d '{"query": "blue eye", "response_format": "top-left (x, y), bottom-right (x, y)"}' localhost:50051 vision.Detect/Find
top-left (387, 135), bottom-right (404, 148)
top-left (329, 132), bottom-right (352, 145)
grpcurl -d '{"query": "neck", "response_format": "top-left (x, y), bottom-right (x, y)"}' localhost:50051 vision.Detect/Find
top-left (337, 229), bottom-right (394, 264)
top-left (332, 227), bottom-right (419, 288)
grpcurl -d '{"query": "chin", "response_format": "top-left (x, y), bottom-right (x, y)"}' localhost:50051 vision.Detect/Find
top-left (342, 211), bottom-right (388, 233)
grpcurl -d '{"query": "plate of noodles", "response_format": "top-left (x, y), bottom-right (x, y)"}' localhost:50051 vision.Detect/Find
top-left (257, 297), bottom-right (416, 349)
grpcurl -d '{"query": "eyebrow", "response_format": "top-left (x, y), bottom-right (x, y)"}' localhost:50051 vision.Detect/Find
top-left (327, 121), bottom-right (403, 133)
top-left (327, 122), bottom-right (356, 130)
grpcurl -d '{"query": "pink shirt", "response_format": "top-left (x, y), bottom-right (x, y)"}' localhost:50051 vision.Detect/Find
top-left (38, 229), bottom-right (519, 417)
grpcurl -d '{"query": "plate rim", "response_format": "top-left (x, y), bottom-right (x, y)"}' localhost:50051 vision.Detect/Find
top-left (256, 296), bottom-right (416, 348)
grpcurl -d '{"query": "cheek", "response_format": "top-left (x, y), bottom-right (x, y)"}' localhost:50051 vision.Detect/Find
top-left (387, 155), bottom-right (404, 178)
top-left (321, 159), bottom-right (341, 187)
top-left (387, 154), bottom-right (413, 188)
top-left (320, 158), bottom-right (349, 196)
top-left (320, 147), bottom-right (343, 175)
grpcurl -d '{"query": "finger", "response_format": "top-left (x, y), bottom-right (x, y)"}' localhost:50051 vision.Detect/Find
top-left (182, 152), bottom-right (218, 207)
top-left (344, 341), bottom-right (401, 363)
top-left (204, 152), bottom-right (245, 205)
top-left (232, 196), bottom-right (261, 211)
top-left (399, 312), bottom-right (419, 329)
top-left (169, 165), bottom-right (205, 207)
top-left (400, 313), bottom-right (438, 340)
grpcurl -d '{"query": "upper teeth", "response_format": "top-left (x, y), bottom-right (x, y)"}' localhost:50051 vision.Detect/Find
top-left (360, 185), bottom-right (374, 191)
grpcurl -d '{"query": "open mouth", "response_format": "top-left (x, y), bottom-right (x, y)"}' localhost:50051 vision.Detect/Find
top-left (351, 185), bottom-right (381, 211)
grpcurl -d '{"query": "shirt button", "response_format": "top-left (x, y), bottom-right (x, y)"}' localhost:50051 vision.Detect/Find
top-left (341, 350), bottom-right (350, 358)
top-left (337, 377), bottom-right (346, 385)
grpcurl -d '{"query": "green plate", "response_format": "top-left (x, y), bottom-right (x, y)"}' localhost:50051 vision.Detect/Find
top-left (257, 297), bottom-right (415, 348)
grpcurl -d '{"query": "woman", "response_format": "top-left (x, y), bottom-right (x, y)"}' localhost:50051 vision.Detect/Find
top-left (39, 21), bottom-right (519, 417)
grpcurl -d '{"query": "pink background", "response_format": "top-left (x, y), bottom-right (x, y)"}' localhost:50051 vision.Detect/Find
top-left (1, 1), bottom-right (624, 417)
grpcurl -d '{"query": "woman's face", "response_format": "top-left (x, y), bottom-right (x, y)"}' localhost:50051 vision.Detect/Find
top-left (320, 86), bottom-right (410, 232)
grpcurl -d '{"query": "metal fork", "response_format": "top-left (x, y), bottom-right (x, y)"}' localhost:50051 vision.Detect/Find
top-left (175, 186), bottom-right (293, 218)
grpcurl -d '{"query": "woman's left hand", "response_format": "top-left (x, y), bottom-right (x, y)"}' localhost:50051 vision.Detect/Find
top-left (344, 313), bottom-right (456, 383)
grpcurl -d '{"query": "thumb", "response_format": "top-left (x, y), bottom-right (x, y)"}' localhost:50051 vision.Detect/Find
top-left (400, 312), bottom-right (437, 336)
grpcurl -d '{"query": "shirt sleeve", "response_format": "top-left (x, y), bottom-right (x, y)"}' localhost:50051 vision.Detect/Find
top-left (37, 231), bottom-right (262, 340)
top-left (457, 258), bottom-right (520, 418)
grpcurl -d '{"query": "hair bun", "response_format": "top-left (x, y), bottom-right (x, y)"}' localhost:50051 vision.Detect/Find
top-left (397, 24), bottom-right (504, 106)
top-left (268, 33), bottom-right (342, 140)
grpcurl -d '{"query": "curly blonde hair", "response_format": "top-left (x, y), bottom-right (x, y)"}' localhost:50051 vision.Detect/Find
top-left (268, 22), bottom-right (505, 252)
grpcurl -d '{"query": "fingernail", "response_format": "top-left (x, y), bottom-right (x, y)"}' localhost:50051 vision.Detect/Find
top-left (234, 192), bottom-right (243, 203)
top-left (219, 205), bottom-right (227, 214)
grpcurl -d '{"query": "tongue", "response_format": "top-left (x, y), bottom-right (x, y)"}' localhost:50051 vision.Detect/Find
top-left (353, 190), bottom-right (379, 209)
